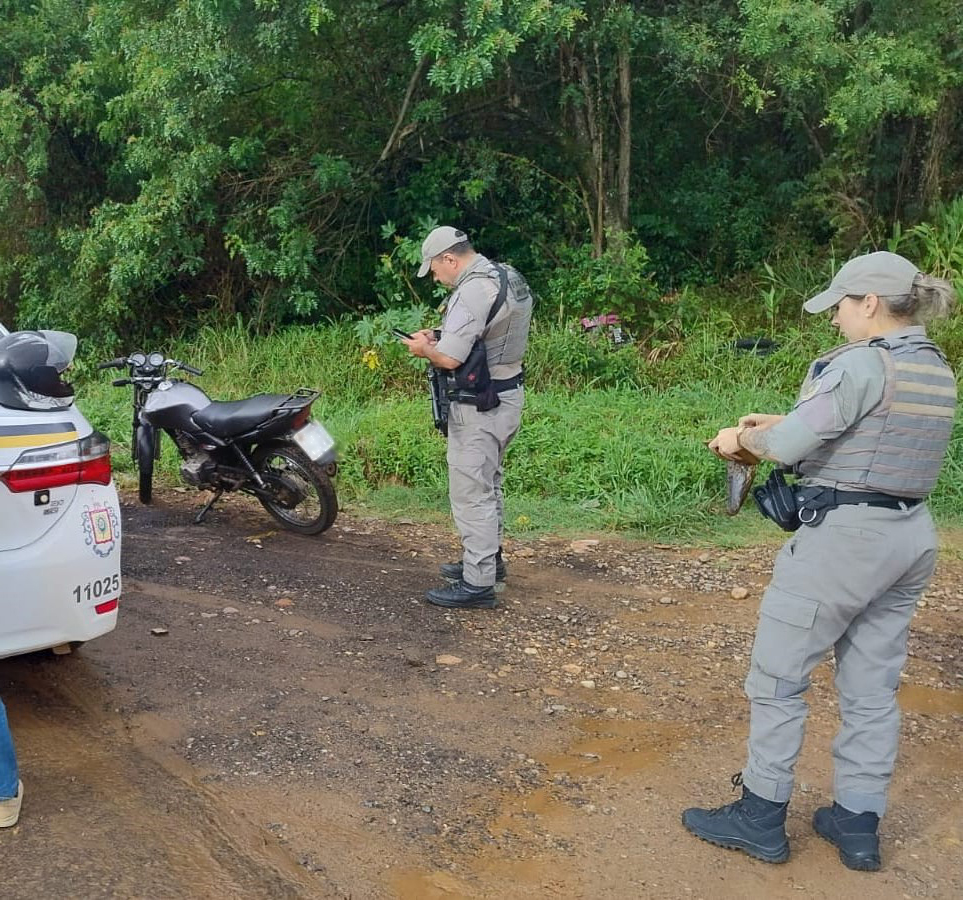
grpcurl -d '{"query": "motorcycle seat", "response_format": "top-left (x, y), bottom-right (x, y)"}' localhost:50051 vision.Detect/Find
top-left (192, 394), bottom-right (291, 438)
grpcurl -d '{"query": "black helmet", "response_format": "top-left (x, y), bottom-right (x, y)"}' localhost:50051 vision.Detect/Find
top-left (0, 330), bottom-right (76, 411)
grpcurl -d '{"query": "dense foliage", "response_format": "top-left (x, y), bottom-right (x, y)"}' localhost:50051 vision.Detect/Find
top-left (3, 1), bottom-right (963, 345)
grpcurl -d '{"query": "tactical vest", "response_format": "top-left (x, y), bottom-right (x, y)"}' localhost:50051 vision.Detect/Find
top-left (458, 262), bottom-right (533, 379)
top-left (797, 331), bottom-right (957, 498)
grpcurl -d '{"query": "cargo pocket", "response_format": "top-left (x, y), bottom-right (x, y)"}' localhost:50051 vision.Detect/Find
top-left (448, 401), bottom-right (468, 428)
top-left (750, 587), bottom-right (821, 684)
top-left (447, 450), bottom-right (489, 500)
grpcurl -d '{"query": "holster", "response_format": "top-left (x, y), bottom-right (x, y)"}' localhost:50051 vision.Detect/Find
top-left (753, 469), bottom-right (840, 531)
top-left (752, 469), bottom-right (802, 532)
top-left (428, 365), bottom-right (452, 436)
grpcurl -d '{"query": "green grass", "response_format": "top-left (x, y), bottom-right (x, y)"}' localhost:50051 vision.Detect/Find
top-left (74, 316), bottom-right (963, 543)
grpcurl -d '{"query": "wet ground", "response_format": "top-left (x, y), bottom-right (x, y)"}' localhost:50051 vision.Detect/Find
top-left (1, 490), bottom-right (961, 899)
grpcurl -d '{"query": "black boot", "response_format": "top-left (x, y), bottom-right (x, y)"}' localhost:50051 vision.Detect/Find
top-left (682, 777), bottom-right (790, 864)
top-left (440, 550), bottom-right (507, 583)
top-left (813, 802), bottom-right (881, 871)
top-left (425, 580), bottom-right (497, 609)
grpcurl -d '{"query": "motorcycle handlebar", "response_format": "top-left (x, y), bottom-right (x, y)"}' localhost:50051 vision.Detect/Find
top-left (99, 358), bottom-right (127, 370)
top-left (111, 378), bottom-right (131, 387)
top-left (176, 361), bottom-right (203, 376)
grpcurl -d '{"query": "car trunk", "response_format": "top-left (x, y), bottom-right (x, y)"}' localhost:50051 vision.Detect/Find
top-left (0, 412), bottom-right (81, 551)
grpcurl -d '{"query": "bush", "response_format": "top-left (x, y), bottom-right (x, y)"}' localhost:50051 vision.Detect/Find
top-left (541, 231), bottom-right (662, 332)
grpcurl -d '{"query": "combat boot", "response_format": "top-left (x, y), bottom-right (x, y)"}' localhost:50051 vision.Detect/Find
top-left (682, 775), bottom-right (790, 863)
top-left (440, 550), bottom-right (507, 583)
top-left (813, 802), bottom-right (881, 871)
top-left (0, 780), bottom-right (23, 828)
top-left (426, 580), bottom-right (497, 609)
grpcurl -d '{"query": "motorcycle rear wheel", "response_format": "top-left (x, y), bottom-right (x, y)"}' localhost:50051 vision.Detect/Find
top-left (252, 443), bottom-right (337, 535)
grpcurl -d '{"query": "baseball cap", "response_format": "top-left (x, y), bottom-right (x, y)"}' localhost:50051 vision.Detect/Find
top-left (417, 226), bottom-right (469, 277)
top-left (803, 251), bottom-right (920, 313)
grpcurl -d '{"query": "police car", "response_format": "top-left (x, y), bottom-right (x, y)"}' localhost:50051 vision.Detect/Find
top-left (0, 325), bottom-right (121, 659)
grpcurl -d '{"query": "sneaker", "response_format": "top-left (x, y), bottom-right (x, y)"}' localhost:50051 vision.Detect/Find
top-left (682, 776), bottom-right (790, 864)
top-left (813, 802), bottom-right (881, 871)
top-left (0, 780), bottom-right (23, 828)
top-left (426, 580), bottom-right (497, 609)
top-left (440, 552), bottom-right (507, 583)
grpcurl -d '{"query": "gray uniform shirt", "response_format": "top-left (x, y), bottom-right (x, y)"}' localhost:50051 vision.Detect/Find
top-left (764, 336), bottom-right (896, 470)
top-left (434, 254), bottom-right (521, 380)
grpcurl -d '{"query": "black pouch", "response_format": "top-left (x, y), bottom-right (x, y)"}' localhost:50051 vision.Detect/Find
top-left (752, 469), bottom-right (800, 532)
top-left (453, 339), bottom-right (496, 401)
top-left (453, 341), bottom-right (501, 411)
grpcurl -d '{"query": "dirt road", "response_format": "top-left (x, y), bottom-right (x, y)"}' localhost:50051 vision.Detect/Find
top-left (1, 491), bottom-right (961, 898)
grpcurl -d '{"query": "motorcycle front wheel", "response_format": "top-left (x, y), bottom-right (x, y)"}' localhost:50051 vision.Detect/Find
top-left (252, 443), bottom-right (338, 535)
top-left (134, 424), bottom-right (155, 505)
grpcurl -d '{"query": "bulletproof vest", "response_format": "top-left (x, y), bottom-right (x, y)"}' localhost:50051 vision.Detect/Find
top-left (797, 331), bottom-right (957, 498)
top-left (459, 262), bottom-right (533, 379)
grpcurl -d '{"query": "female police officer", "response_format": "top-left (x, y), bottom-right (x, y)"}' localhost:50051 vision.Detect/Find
top-left (683, 251), bottom-right (957, 871)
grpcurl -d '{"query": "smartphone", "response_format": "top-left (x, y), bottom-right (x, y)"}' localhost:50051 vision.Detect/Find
top-left (392, 328), bottom-right (413, 340)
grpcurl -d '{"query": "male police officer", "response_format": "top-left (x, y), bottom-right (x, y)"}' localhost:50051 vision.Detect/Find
top-left (402, 226), bottom-right (532, 609)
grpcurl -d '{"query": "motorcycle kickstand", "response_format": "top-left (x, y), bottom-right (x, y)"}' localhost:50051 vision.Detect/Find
top-left (195, 489), bottom-right (223, 524)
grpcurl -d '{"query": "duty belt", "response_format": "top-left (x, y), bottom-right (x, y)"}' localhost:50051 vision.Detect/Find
top-left (754, 468), bottom-right (923, 532)
top-left (796, 486), bottom-right (920, 525)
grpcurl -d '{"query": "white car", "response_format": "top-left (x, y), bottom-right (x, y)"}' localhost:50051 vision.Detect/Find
top-left (0, 325), bottom-right (121, 659)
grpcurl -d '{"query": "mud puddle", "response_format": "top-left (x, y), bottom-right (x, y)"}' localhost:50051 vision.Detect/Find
top-left (390, 718), bottom-right (689, 899)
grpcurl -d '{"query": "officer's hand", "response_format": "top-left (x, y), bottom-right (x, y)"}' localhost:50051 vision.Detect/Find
top-left (738, 413), bottom-right (784, 430)
top-left (708, 427), bottom-right (745, 461)
top-left (401, 332), bottom-right (431, 357)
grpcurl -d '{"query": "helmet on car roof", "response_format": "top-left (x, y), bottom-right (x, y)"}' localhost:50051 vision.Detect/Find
top-left (0, 330), bottom-right (76, 411)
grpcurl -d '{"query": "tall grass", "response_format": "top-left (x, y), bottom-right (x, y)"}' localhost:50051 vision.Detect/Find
top-left (74, 313), bottom-right (963, 539)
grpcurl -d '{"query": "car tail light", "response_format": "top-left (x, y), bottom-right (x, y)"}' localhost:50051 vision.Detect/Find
top-left (1, 431), bottom-right (113, 493)
top-left (95, 598), bottom-right (119, 615)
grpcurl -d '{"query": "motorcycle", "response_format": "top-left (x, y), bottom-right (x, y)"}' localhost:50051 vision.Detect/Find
top-left (100, 351), bottom-right (338, 535)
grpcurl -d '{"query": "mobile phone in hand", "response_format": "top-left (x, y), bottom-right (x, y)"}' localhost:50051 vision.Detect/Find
top-left (392, 328), bottom-right (413, 340)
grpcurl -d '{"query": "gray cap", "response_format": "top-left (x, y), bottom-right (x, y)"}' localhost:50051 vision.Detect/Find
top-left (417, 225), bottom-right (468, 277)
top-left (804, 251), bottom-right (920, 313)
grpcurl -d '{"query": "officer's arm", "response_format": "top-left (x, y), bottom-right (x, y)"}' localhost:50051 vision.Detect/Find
top-left (420, 344), bottom-right (461, 370)
top-left (433, 280), bottom-right (493, 365)
top-left (741, 351), bottom-right (886, 465)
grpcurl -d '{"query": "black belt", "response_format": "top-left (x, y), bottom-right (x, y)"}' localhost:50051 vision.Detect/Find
top-left (490, 373), bottom-right (524, 392)
top-left (829, 490), bottom-right (921, 510)
top-left (798, 486), bottom-right (922, 516)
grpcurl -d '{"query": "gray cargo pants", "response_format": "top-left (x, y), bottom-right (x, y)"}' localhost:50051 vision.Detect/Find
top-left (446, 388), bottom-right (524, 587)
top-left (743, 501), bottom-right (937, 816)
